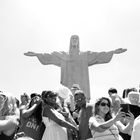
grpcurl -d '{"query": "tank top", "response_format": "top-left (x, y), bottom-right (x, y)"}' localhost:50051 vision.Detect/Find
top-left (89, 115), bottom-right (120, 140)
top-left (17, 116), bottom-right (45, 140)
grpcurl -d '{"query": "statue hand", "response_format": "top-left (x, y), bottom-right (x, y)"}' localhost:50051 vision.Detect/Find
top-left (114, 48), bottom-right (127, 54)
top-left (24, 51), bottom-right (37, 56)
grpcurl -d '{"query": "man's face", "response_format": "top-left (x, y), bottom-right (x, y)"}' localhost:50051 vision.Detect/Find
top-left (129, 93), bottom-right (139, 105)
top-left (74, 93), bottom-right (86, 107)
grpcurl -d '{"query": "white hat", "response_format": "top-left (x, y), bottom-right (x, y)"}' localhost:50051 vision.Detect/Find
top-left (56, 85), bottom-right (72, 99)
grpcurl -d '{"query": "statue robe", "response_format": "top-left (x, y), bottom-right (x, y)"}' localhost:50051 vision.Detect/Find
top-left (36, 51), bottom-right (114, 100)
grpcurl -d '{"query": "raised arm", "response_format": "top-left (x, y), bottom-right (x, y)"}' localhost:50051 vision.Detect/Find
top-left (113, 48), bottom-right (127, 54)
top-left (89, 109), bottom-right (125, 132)
top-left (21, 96), bottom-right (42, 118)
top-left (43, 105), bottom-right (77, 131)
top-left (24, 51), bottom-right (61, 66)
top-left (115, 112), bottom-right (134, 135)
top-left (87, 48), bottom-right (127, 66)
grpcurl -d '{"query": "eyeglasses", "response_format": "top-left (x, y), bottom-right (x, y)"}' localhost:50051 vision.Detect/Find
top-left (100, 102), bottom-right (110, 107)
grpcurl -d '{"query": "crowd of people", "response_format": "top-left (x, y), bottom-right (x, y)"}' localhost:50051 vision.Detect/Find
top-left (0, 84), bottom-right (140, 140)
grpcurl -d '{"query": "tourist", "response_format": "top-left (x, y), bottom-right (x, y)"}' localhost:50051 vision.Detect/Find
top-left (19, 93), bottom-right (30, 110)
top-left (108, 88), bottom-right (125, 114)
top-left (57, 86), bottom-right (78, 140)
top-left (41, 90), bottom-right (77, 140)
top-left (127, 91), bottom-right (140, 118)
top-left (74, 90), bottom-right (93, 140)
top-left (14, 95), bottom-right (45, 140)
top-left (0, 93), bottom-right (20, 140)
top-left (89, 97), bottom-right (134, 140)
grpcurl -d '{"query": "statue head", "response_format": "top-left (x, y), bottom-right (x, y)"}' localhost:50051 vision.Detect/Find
top-left (69, 35), bottom-right (80, 55)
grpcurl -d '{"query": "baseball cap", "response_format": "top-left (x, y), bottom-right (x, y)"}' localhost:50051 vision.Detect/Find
top-left (71, 84), bottom-right (80, 90)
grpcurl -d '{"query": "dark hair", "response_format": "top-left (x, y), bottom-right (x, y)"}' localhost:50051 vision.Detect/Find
top-left (41, 90), bottom-right (57, 100)
top-left (122, 88), bottom-right (137, 98)
top-left (30, 93), bottom-right (38, 99)
top-left (94, 97), bottom-right (112, 121)
top-left (41, 90), bottom-right (59, 109)
top-left (74, 90), bottom-right (85, 97)
top-left (108, 88), bottom-right (117, 96)
top-left (28, 97), bottom-right (42, 124)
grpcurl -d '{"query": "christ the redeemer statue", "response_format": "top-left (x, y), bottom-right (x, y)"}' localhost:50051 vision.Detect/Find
top-left (24, 35), bottom-right (127, 100)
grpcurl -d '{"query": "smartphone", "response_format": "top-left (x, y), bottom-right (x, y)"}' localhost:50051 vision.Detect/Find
top-left (120, 104), bottom-right (130, 114)
top-left (129, 104), bottom-right (140, 118)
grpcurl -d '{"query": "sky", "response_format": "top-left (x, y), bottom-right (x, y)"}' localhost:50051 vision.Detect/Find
top-left (0, 0), bottom-right (140, 101)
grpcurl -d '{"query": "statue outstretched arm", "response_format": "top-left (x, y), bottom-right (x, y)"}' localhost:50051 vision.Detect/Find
top-left (24, 51), bottom-right (38, 56)
top-left (24, 51), bottom-right (61, 66)
top-left (113, 48), bottom-right (127, 54)
top-left (87, 48), bottom-right (127, 66)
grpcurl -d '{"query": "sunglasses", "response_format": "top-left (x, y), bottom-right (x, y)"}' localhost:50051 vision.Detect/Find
top-left (100, 102), bottom-right (110, 107)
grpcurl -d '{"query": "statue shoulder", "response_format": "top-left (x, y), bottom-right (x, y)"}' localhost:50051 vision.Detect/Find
top-left (52, 51), bottom-right (68, 55)
top-left (79, 51), bottom-right (87, 55)
top-left (51, 51), bottom-right (69, 60)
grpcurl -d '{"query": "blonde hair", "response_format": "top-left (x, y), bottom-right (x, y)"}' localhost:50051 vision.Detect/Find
top-left (0, 95), bottom-right (17, 116)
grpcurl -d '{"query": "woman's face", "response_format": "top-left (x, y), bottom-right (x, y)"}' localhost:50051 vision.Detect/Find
top-left (98, 99), bottom-right (110, 115)
top-left (45, 95), bottom-right (57, 104)
top-left (30, 96), bottom-right (40, 107)
top-left (74, 93), bottom-right (86, 107)
top-left (20, 95), bottom-right (28, 103)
